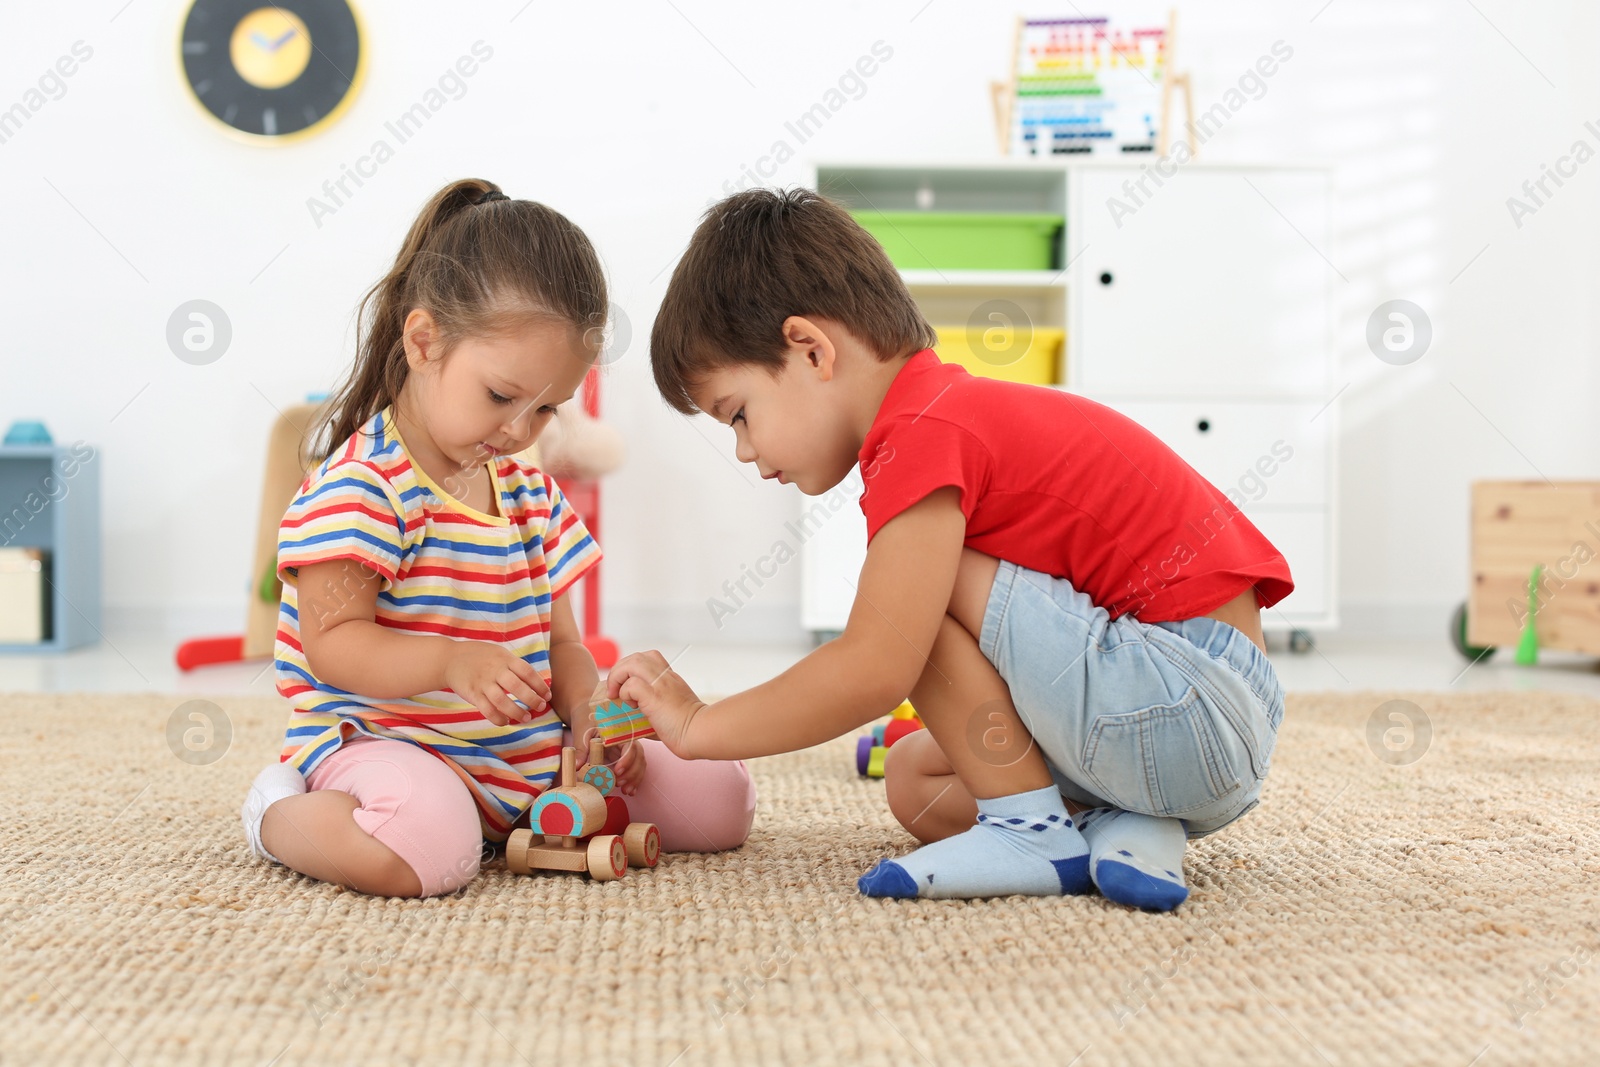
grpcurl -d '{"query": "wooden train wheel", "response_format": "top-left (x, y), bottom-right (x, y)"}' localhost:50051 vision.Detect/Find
top-left (587, 835), bottom-right (627, 881)
top-left (505, 829), bottom-right (533, 875)
top-left (623, 823), bottom-right (661, 868)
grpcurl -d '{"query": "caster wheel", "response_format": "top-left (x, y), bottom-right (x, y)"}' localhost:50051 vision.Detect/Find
top-left (587, 835), bottom-right (627, 881)
top-left (624, 822), bottom-right (661, 868)
top-left (505, 828), bottom-right (533, 875)
top-left (1450, 601), bottom-right (1495, 661)
top-left (855, 735), bottom-right (874, 776)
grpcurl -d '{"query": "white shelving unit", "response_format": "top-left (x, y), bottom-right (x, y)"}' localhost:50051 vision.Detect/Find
top-left (896, 269), bottom-right (1062, 288)
top-left (804, 159), bottom-right (1337, 647)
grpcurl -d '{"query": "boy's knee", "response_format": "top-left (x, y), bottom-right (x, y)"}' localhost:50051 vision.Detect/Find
top-left (882, 734), bottom-right (975, 843)
top-left (882, 728), bottom-right (921, 784)
top-left (884, 727), bottom-right (944, 777)
top-left (883, 735), bottom-right (931, 825)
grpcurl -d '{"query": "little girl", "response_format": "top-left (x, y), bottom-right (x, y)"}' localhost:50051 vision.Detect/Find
top-left (239, 178), bottom-right (756, 898)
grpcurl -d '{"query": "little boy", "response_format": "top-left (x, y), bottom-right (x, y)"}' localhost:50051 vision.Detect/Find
top-left (609, 188), bottom-right (1290, 910)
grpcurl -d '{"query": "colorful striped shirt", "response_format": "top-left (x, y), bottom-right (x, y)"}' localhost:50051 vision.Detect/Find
top-left (273, 404), bottom-right (600, 840)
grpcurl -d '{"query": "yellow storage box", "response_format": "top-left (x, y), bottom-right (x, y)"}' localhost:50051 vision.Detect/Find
top-left (934, 325), bottom-right (1064, 386)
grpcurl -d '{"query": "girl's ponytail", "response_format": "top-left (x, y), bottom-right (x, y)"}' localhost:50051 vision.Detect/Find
top-left (307, 178), bottom-right (605, 469)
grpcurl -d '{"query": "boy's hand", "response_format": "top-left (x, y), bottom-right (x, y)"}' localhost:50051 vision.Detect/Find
top-left (606, 650), bottom-right (705, 758)
top-left (570, 682), bottom-right (648, 795)
top-left (578, 725), bottom-right (648, 795)
top-left (442, 641), bottom-right (551, 726)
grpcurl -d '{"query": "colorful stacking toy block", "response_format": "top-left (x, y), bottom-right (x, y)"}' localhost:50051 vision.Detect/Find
top-left (854, 701), bottom-right (924, 778)
top-left (591, 697), bottom-right (656, 744)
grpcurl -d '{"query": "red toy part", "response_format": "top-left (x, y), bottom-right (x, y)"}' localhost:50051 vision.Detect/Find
top-left (175, 635), bottom-right (246, 671)
top-left (539, 802), bottom-right (575, 836)
top-left (883, 717), bottom-right (922, 747)
top-left (583, 635), bottom-right (619, 670)
top-left (564, 368), bottom-right (619, 671)
top-left (600, 793), bottom-right (631, 837)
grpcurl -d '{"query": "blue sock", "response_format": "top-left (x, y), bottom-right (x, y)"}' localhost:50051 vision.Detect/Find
top-left (1078, 807), bottom-right (1189, 911)
top-left (859, 785), bottom-right (1091, 899)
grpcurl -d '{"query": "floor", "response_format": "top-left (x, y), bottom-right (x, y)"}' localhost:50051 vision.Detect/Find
top-left (2, 623), bottom-right (1598, 699)
top-left (10, 687), bottom-right (1595, 1066)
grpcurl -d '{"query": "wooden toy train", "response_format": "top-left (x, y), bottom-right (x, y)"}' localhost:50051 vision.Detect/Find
top-left (506, 737), bottom-right (661, 881)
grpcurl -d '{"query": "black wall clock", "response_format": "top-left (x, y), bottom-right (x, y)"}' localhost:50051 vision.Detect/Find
top-left (179, 1), bottom-right (365, 141)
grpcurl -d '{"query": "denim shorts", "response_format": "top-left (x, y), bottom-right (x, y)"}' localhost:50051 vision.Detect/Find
top-left (978, 561), bottom-right (1285, 838)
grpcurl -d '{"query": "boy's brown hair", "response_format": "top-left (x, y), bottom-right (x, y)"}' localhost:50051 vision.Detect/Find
top-left (650, 187), bottom-right (936, 415)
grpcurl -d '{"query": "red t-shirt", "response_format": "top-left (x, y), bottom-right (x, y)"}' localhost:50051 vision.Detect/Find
top-left (858, 350), bottom-right (1293, 622)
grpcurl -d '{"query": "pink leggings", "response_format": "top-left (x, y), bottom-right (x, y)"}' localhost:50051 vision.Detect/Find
top-left (305, 731), bottom-right (756, 897)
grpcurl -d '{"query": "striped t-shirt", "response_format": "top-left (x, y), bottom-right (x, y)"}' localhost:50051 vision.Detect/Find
top-left (274, 404), bottom-right (600, 840)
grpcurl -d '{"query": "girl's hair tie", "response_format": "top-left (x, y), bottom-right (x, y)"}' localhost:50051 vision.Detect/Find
top-left (475, 189), bottom-right (511, 205)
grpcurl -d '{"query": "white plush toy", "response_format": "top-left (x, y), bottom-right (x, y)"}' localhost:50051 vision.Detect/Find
top-left (522, 399), bottom-right (626, 481)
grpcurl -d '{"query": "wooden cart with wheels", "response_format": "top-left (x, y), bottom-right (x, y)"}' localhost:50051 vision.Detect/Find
top-left (505, 739), bottom-right (662, 882)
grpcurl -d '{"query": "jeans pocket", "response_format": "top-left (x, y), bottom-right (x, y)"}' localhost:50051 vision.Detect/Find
top-left (1207, 658), bottom-right (1285, 780)
top-left (1080, 686), bottom-right (1245, 817)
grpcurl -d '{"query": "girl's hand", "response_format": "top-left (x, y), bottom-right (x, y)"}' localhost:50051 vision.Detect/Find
top-left (605, 650), bottom-right (706, 758)
top-left (578, 725), bottom-right (648, 795)
top-left (443, 641), bottom-right (551, 726)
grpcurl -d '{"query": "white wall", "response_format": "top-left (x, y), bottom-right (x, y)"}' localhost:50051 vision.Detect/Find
top-left (2, 0), bottom-right (1595, 648)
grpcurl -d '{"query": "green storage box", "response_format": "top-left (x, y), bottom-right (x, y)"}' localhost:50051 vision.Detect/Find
top-left (850, 211), bottom-right (1063, 271)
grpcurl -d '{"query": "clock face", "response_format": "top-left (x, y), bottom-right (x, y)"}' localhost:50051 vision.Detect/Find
top-left (180, 1), bottom-right (364, 140)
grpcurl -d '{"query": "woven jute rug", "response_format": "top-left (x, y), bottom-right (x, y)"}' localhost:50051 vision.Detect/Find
top-left (1, 690), bottom-right (1596, 1066)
